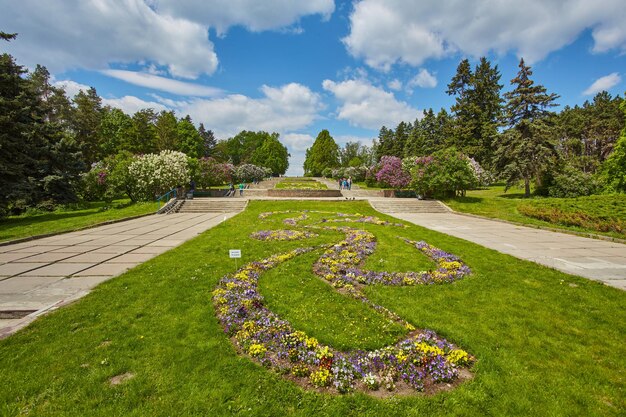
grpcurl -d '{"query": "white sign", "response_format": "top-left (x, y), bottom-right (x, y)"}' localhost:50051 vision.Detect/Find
top-left (229, 249), bottom-right (241, 258)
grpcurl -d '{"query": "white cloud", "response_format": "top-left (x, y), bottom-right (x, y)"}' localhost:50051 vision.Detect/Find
top-left (322, 79), bottom-right (420, 129)
top-left (102, 70), bottom-right (222, 97)
top-left (101, 96), bottom-right (169, 115)
top-left (53, 79), bottom-right (92, 98)
top-left (344, 0), bottom-right (626, 69)
top-left (1, 0), bottom-right (218, 78)
top-left (409, 69), bottom-right (437, 89)
top-left (583, 72), bottom-right (622, 96)
top-left (282, 133), bottom-right (315, 152)
top-left (387, 79), bottom-right (402, 91)
top-left (155, 0), bottom-right (335, 35)
top-left (179, 83), bottom-right (323, 138)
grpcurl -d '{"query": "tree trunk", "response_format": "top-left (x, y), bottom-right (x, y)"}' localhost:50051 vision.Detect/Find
top-left (524, 178), bottom-right (531, 198)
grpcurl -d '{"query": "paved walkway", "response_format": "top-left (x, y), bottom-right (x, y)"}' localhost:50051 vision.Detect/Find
top-left (0, 212), bottom-right (237, 338)
top-left (384, 211), bottom-right (626, 290)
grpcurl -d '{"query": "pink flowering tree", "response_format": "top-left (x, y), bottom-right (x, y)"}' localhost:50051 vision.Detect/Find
top-left (196, 157), bottom-right (234, 188)
top-left (375, 156), bottom-right (411, 189)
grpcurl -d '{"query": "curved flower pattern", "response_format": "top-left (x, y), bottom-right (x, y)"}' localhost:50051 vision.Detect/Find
top-left (213, 210), bottom-right (474, 395)
top-left (250, 229), bottom-right (318, 241)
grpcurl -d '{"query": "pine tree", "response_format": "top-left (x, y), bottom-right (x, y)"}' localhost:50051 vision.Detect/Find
top-left (376, 126), bottom-right (394, 161)
top-left (446, 57), bottom-right (503, 167)
top-left (0, 52), bottom-right (36, 215)
top-left (198, 123), bottom-right (216, 157)
top-left (71, 87), bottom-right (103, 164)
top-left (495, 58), bottom-right (559, 197)
top-left (391, 121), bottom-right (409, 157)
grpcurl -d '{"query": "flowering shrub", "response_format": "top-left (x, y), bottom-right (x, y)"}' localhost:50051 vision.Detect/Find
top-left (408, 148), bottom-right (477, 198)
top-left (234, 163), bottom-right (268, 183)
top-left (128, 150), bottom-right (190, 201)
top-left (212, 210), bottom-right (474, 396)
top-left (376, 156), bottom-right (411, 189)
top-left (196, 157), bottom-right (234, 188)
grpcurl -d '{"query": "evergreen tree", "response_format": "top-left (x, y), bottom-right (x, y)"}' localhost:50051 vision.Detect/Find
top-left (198, 123), bottom-right (216, 157)
top-left (376, 126), bottom-right (394, 160)
top-left (391, 121), bottom-right (409, 157)
top-left (27, 66), bottom-right (85, 204)
top-left (495, 58), bottom-right (560, 197)
top-left (0, 51), bottom-right (36, 215)
top-left (446, 57), bottom-right (503, 167)
top-left (71, 87), bottom-right (103, 164)
top-left (303, 129), bottom-right (340, 176)
top-left (340, 141), bottom-right (362, 166)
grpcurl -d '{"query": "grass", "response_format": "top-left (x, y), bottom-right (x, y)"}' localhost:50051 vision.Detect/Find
top-left (275, 178), bottom-right (328, 190)
top-left (0, 200), bottom-right (157, 243)
top-left (444, 185), bottom-right (626, 240)
top-left (0, 200), bottom-right (624, 416)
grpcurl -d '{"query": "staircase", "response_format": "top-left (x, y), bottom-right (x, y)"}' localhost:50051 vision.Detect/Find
top-left (175, 198), bottom-right (248, 213)
top-left (340, 189), bottom-right (384, 198)
top-left (369, 199), bottom-right (450, 213)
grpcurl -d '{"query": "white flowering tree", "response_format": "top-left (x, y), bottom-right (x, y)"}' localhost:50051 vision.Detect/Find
top-left (128, 150), bottom-right (190, 201)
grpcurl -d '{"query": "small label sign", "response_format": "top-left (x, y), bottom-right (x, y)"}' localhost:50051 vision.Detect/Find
top-left (229, 249), bottom-right (241, 258)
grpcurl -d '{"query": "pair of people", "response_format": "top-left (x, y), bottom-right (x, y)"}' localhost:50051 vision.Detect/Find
top-left (226, 183), bottom-right (245, 197)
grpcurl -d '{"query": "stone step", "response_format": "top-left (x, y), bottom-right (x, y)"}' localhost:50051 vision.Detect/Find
top-left (369, 200), bottom-right (449, 213)
top-left (175, 199), bottom-right (248, 214)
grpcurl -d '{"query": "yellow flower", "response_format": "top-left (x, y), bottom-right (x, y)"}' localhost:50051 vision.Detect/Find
top-left (248, 343), bottom-right (267, 357)
top-left (448, 349), bottom-right (470, 365)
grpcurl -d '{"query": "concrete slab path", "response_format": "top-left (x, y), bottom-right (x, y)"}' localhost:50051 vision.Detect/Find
top-left (0, 212), bottom-right (238, 338)
top-left (384, 211), bottom-right (626, 291)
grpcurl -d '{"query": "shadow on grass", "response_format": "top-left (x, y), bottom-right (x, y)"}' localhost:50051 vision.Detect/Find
top-left (497, 193), bottom-right (528, 199)
top-left (446, 196), bottom-right (483, 204)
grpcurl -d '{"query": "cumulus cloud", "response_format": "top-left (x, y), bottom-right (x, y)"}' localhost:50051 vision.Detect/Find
top-left (583, 72), bottom-right (622, 96)
top-left (344, 0), bottom-right (626, 69)
top-left (156, 0), bottom-right (335, 35)
top-left (53, 79), bottom-right (92, 98)
top-left (322, 79), bottom-right (420, 129)
top-left (0, 0), bottom-right (218, 78)
top-left (387, 79), bottom-right (402, 91)
top-left (102, 70), bottom-right (223, 97)
top-left (282, 133), bottom-right (315, 152)
top-left (408, 69), bottom-right (437, 89)
top-left (101, 96), bottom-right (169, 115)
top-left (179, 83), bottom-right (323, 138)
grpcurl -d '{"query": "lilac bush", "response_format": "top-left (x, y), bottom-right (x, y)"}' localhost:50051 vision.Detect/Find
top-left (376, 156), bottom-right (411, 189)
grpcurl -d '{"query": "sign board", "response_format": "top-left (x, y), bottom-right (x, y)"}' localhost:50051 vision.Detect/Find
top-left (229, 249), bottom-right (241, 259)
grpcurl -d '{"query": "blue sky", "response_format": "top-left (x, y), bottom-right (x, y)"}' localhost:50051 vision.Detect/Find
top-left (1, 0), bottom-right (625, 175)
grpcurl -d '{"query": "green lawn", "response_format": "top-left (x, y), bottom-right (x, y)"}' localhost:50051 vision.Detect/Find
top-left (0, 200), bottom-right (624, 416)
top-left (444, 185), bottom-right (626, 240)
top-left (0, 200), bottom-right (156, 243)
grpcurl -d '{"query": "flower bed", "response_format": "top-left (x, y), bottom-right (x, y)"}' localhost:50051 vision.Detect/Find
top-left (213, 210), bottom-right (474, 395)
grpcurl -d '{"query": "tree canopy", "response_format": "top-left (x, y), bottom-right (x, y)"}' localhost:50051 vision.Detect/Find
top-left (303, 130), bottom-right (340, 176)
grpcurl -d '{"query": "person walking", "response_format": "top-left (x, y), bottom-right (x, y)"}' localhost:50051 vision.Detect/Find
top-left (228, 183), bottom-right (235, 197)
top-left (239, 182), bottom-right (245, 197)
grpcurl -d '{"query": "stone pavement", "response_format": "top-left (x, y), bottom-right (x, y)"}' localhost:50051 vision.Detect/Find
top-left (0, 212), bottom-right (238, 338)
top-left (382, 210), bottom-right (626, 290)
